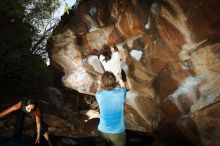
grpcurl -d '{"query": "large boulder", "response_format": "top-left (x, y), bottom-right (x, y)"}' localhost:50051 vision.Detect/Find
top-left (48, 0), bottom-right (220, 145)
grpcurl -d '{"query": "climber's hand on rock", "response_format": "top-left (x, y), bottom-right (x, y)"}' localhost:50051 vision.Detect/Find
top-left (35, 136), bottom-right (40, 144)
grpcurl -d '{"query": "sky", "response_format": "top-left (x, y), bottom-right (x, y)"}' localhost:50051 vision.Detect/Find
top-left (54, 0), bottom-right (76, 18)
top-left (45, 0), bottom-right (76, 65)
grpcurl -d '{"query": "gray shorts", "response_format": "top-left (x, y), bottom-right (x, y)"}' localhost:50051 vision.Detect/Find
top-left (100, 131), bottom-right (126, 146)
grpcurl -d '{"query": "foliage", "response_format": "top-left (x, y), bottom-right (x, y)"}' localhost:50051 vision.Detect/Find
top-left (23, 0), bottom-right (60, 59)
top-left (64, 2), bottom-right (72, 15)
top-left (0, 0), bottom-right (60, 97)
top-left (0, 55), bottom-right (55, 96)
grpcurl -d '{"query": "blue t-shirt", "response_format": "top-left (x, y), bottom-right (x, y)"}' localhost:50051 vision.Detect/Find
top-left (95, 87), bottom-right (127, 134)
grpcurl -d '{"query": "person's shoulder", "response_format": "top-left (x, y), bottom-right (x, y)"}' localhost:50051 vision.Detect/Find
top-left (95, 89), bottom-right (104, 95)
top-left (112, 51), bottom-right (120, 59)
top-left (114, 87), bottom-right (127, 92)
top-left (95, 90), bottom-right (106, 100)
top-left (120, 87), bottom-right (127, 91)
top-left (99, 55), bottom-right (105, 61)
top-left (112, 51), bottom-right (120, 55)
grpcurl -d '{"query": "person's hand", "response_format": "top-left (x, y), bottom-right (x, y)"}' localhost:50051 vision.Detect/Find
top-left (113, 45), bottom-right (119, 52)
top-left (35, 136), bottom-right (40, 144)
top-left (90, 48), bottom-right (99, 55)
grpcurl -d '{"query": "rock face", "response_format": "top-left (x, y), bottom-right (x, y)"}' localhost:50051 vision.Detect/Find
top-left (48, 0), bottom-right (220, 145)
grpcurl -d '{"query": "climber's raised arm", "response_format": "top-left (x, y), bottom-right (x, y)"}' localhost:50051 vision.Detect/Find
top-left (116, 74), bottom-right (126, 89)
top-left (0, 102), bottom-right (21, 118)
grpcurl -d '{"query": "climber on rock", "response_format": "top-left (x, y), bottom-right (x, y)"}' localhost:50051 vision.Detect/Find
top-left (96, 71), bottom-right (127, 146)
top-left (92, 44), bottom-right (127, 82)
top-left (0, 98), bottom-right (53, 146)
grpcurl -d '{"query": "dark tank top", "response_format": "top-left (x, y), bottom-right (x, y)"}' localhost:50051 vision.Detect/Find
top-left (20, 98), bottom-right (46, 131)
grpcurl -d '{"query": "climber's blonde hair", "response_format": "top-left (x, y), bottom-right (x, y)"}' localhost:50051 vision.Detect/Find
top-left (101, 71), bottom-right (117, 90)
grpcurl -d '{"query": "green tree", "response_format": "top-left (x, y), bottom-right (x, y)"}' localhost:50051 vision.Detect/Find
top-left (0, 0), bottom-right (60, 97)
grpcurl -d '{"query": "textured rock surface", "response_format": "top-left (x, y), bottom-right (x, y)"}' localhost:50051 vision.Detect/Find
top-left (47, 0), bottom-right (220, 145)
